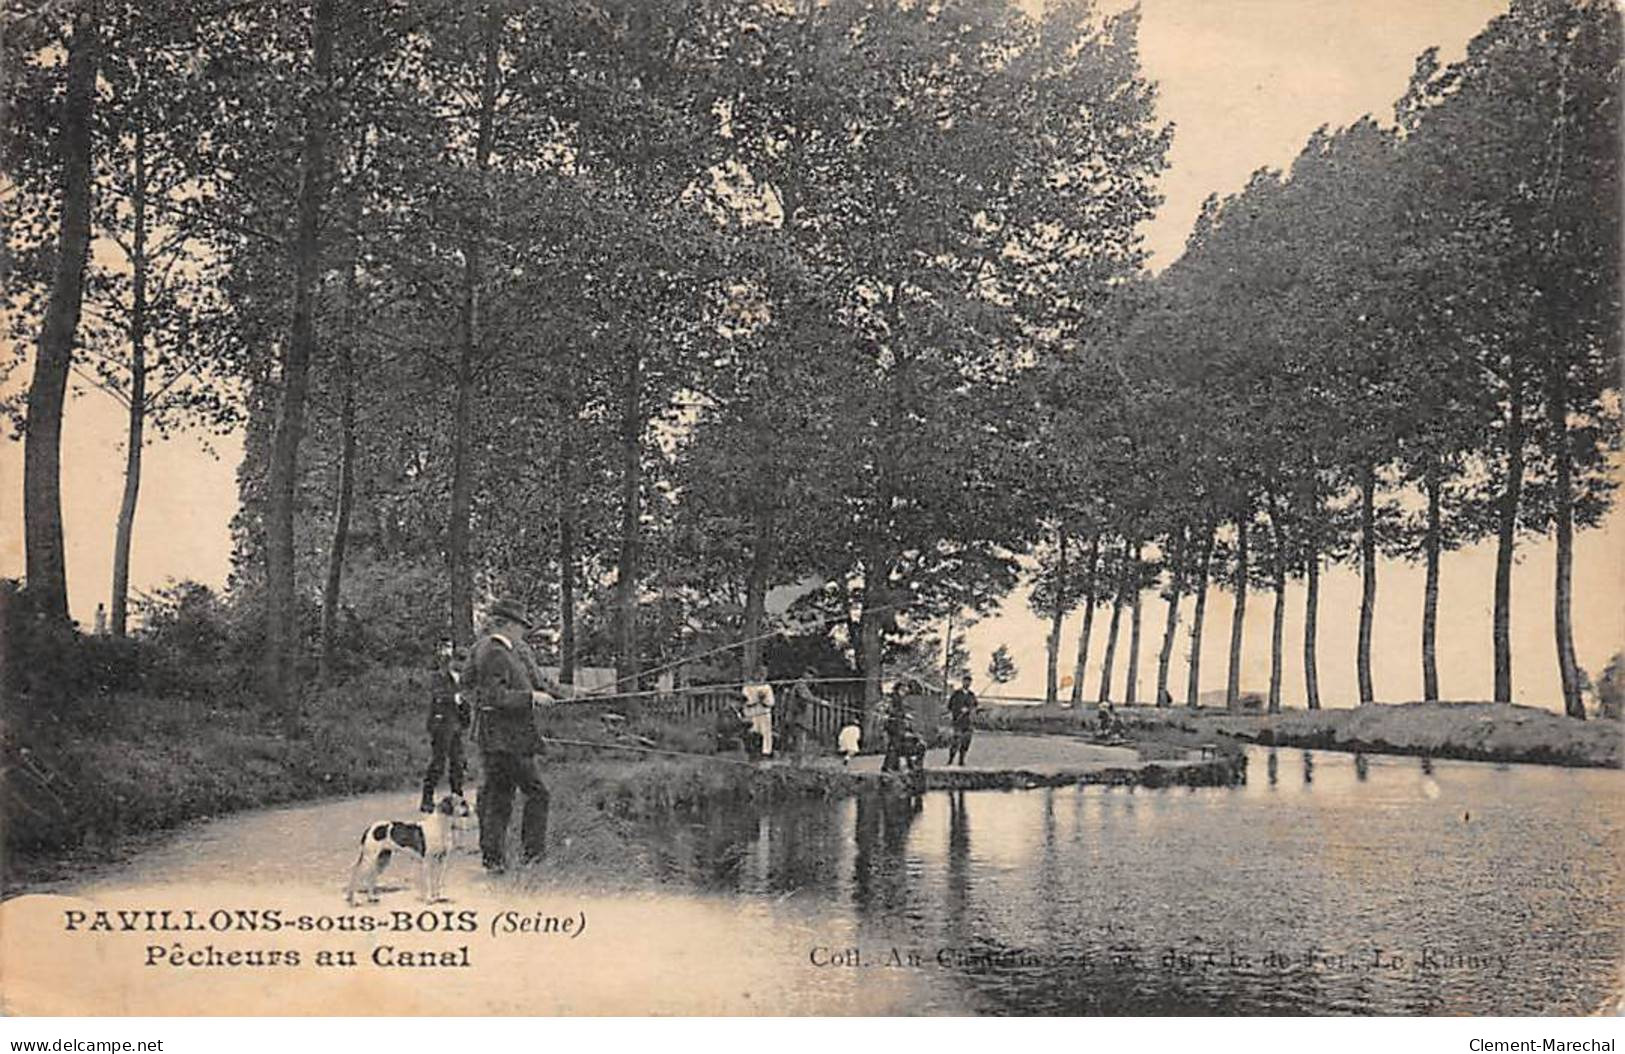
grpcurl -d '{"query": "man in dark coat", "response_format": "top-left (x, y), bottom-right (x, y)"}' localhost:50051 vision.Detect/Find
top-left (420, 637), bottom-right (470, 812)
top-left (779, 668), bottom-right (825, 762)
top-left (881, 683), bottom-right (911, 773)
top-left (466, 598), bottom-right (563, 872)
top-left (946, 673), bottom-right (978, 766)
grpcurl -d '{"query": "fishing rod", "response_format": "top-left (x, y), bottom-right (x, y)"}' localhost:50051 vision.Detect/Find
top-left (560, 597), bottom-right (912, 700)
top-left (539, 734), bottom-right (760, 768)
top-left (545, 674), bottom-right (939, 713)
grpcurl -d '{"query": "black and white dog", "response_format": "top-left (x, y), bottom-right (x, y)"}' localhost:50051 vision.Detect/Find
top-left (346, 793), bottom-right (472, 905)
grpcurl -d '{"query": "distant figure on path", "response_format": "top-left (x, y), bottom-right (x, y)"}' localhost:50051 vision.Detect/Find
top-left (741, 669), bottom-right (776, 759)
top-left (1097, 702), bottom-right (1121, 738)
top-left (946, 674), bottom-right (978, 766)
top-left (93, 603), bottom-right (107, 635)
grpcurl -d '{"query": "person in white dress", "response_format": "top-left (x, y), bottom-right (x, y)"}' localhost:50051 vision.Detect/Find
top-left (741, 669), bottom-right (776, 758)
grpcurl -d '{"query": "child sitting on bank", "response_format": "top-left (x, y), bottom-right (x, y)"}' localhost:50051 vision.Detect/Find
top-left (837, 723), bottom-right (862, 764)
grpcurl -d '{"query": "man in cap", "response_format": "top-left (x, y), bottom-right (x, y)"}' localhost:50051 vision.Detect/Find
top-left (946, 673), bottom-right (978, 766)
top-left (466, 597), bottom-right (564, 872)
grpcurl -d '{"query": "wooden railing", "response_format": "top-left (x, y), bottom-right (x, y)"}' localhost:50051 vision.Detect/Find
top-left (644, 683), bottom-right (869, 746)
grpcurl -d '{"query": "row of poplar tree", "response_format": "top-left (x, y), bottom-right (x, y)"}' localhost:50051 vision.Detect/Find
top-left (6, 0), bottom-right (1616, 725)
top-left (1024, 0), bottom-right (1619, 719)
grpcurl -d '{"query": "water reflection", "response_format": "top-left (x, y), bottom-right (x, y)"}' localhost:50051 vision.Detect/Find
top-left (946, 791), bottom-right (972, 941)
top-left (632, 748), bottom-right (1623, 1015)
top-left (853, 792), bottom-right (923, 917)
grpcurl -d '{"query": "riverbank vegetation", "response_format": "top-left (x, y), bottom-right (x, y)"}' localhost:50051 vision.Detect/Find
top-left (978, 700), bottom-right (1623, 769)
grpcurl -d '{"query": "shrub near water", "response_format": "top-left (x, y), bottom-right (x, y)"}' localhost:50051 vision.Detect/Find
top-left (3, 661), bottom-right (431, 862)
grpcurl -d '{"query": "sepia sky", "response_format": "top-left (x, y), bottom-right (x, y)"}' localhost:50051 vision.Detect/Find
top-left (2, 0), bottom-right (1618, 709)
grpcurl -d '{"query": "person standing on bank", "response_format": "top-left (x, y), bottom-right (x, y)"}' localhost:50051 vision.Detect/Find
top-left (881, 682), bottom-right (911, 773)
top-left (946, 673), bottom-right (978, 767)
top-left (466, 598), bottom-right (563, 872)
top-left (420, 637), bottom-right (470, 812)
top-left (741, 667), bottom-right (776, 760)
top-left (780, 668), bottom-right (827, 764)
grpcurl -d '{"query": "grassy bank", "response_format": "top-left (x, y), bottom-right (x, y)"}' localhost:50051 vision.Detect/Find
top-left (977, 700), bottom-right (1623, 768)
top-left (3, 668), bottom-right (426, 879)
top-left (916, 754), bottom-right (1245, 791)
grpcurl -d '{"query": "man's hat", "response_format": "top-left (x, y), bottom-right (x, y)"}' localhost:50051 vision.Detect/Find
top-left (488, 597), bottom-right (533, 628)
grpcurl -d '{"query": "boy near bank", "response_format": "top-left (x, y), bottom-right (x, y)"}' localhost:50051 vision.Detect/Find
top-left (420, 637), bottom-right (469, 812)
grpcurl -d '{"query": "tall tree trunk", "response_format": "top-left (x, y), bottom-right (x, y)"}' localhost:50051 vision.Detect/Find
top-left (1123, 538), bottom-right (1143, 705)
top-left (110, 94), bottom-right (146, 638)
top-left (1541, 48), bottom-right (1582, 719)
top-left (1186, 522), bottom-right (1213, 708)
top-left (1546, 360), bottom-right (1583, 718)
top-left (859, 537), bottom-right (892, 713)
top-left (1155, 531), bottom-right (1186, 707)
top-left (446, 7), bottom-right (500, 649)
top-left (740, 506), bottom-right (777, 677)
top-left (446, 353), bottom-right (476, 646)
top-left (319, 141), bottom-right (367, 682)
top-left (1493, 367), bottom-right (1524, 704)
top-left (1357, 463), bottom-right (1378, 705)
top-left (1069, 534), bottom-right (1100, 708)
top-left (318, 284), bottom-right (358, 681)
top-left (1098, 550), bottom-right (1125, 705)
top-left (1225, 509), bottom-right (1249, 711)
top-left (1421, 459), bottom-right (1442, 703)
top-left (264, 0), bottom-right (334, 724)
top-left (1266, 489), bottom-right (1286, 715)
top-left (557, 387), bottom-right (578, 686)
top-left (24, 7), bottom-right (98, 624)
top-left (1304, 545), bottom-right (1321, 710)
top-left (1044, 532), bottom-right (1067, 706)
top-left (615, 344), bottom-right (643, 686)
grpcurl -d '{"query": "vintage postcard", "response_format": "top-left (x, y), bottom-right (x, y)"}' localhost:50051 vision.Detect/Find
top-left (1, 0), bottom-right (1621, 1019)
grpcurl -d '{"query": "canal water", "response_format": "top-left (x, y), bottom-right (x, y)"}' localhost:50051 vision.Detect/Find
top-left (635, 747), bottom-right (1624, 1015)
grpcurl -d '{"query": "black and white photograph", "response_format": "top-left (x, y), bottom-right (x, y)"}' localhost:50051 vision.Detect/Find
top-left (0, 0), bottom-right (1621, 1023)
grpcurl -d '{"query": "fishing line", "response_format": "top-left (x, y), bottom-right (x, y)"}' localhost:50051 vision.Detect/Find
top-left (553, 675), bottom-right (871, 707)
top-left (539, 734), bottom-right (761, 767)
top-left (563, 597), bottom-right (912, 699)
